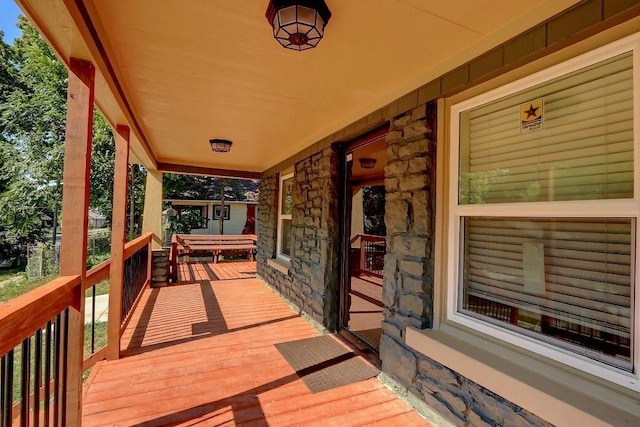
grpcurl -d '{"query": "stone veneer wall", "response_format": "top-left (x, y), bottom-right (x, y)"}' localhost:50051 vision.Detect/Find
top-left (380, 101), bottom-right (550, 426)
top-left (256, 147), bottom-right (340, 329)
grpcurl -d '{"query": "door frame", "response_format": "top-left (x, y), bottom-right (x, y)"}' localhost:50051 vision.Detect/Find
top-left (337, 124), bottom-right (389, 351)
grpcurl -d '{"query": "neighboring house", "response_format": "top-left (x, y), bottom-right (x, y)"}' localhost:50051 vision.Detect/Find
top-left (164, 199), bottom-right (257, 235)
top-left (88, 210), bottom-right (107, 229)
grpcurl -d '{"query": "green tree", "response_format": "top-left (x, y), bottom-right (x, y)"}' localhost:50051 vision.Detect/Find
top-left (90, 113), bottom-right (116, 221)
top-left (0, 18), bottom-right (119, 263)
top-left (0, 17), bottom-right (66, 249)
top-left (127, 164), bottom-right (147, 238)
top-left (163, 173), bottom-right (258, 201)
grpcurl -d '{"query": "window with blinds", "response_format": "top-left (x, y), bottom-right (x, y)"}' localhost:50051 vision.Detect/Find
top-left (459, 52), bottom-right (633, 204)
top-left (451, 42), bottom-right (638, 376)
top-left (461, 217), bottom-right (632, 370)
top-left (278, 174), bottom-right (294, 259)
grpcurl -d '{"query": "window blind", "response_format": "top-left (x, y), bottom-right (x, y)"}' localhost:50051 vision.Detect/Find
top-left (462, 217), bottom-right (632, 368)
top-left (459, 52), bottom-right (634, 204)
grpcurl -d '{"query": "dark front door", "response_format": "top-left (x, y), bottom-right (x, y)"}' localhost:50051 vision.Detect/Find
top-left (339, 128), bottom-right (387, 350)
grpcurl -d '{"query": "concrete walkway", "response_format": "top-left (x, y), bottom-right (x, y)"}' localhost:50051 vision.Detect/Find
top-left (85, 294), bottom-right (109, 324)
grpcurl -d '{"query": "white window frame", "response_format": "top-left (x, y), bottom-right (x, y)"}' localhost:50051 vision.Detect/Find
top-left (213, 205), bottom-right (230, 220)
top-left (447, 33), bottom-right (640, 391)
top-left (277, 172), bottom-right (294, 261)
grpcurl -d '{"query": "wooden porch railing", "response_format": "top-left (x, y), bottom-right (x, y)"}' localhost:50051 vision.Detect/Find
top-left (0, 232), bottom-right (153, 426)
top-left (352, 234), bottom-right (386, 278)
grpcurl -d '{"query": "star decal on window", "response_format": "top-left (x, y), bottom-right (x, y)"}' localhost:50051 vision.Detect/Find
top-left (524, 104), bottom-right (540, 119)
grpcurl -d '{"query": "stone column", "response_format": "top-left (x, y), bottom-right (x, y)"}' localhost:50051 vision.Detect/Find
top-left (380, 102), bottom-right (436, 386)
top-left (290, 148), bottom-right (340, 329)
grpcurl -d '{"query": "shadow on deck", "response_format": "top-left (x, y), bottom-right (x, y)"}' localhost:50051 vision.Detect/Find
top-left (82, 262), bottom-right (428, 426)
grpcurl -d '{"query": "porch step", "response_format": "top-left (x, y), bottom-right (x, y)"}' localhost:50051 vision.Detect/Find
top-left (151, 249), bottom-right (170, 287)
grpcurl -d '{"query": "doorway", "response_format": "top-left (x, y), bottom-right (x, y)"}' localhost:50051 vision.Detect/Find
top-left (339, 128), bottom-right (387, 350)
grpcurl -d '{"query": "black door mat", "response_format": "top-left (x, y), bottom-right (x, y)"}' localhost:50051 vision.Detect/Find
top-left (351, 328), bottom-right (382, 349)
top-left (275, 335), bottom-right (380, 393)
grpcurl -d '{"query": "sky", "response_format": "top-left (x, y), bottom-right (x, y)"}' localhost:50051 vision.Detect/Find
top-left (0, 1), bottom-right (22, 43)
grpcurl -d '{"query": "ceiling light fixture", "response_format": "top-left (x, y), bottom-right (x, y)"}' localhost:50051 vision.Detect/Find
top-left (209, 139), bottom-right (233, 153)
top-left (358, 157), bottom-right (377, 169)
top-left (266, 0), bottom-right (332, 51)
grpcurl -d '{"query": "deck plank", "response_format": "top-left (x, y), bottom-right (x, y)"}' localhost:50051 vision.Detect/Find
top-left (82, 272), bottom-right (428, 426)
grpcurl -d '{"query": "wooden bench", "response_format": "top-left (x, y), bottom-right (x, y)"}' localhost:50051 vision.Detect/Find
top-left (170, 234), bottom-right (257, 282)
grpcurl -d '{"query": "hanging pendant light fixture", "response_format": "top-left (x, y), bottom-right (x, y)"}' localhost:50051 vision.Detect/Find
top-left (358, 157), bottom-right (377, 170)
top-left (266, 0), bottom-right (332, 51)
top-left (210, 139), bottom-right (233, 153)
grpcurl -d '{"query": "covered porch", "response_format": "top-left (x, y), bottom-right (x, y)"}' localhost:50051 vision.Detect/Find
top-left (83, 265), bottom-right (426, 426)
top-left (3, 0), bottom-right (640, 425)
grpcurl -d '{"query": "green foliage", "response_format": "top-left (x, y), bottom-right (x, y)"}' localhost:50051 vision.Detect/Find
top-left (127, 164), bottom-right (147, 238)
top-left (362, 185), bottom-right (386, 236)
top-left (0, 18), bottom-right (123, 263)
top-left (168, 208), bottom-right (208, 234)
top-left (458, 169), bottom-right (507, 204)
top-left (164, 173), bottom-right (258, 201)
top-left (90, 114), bottom-right (116, 221)
top-left (0, 18), bottom-right (66, 259)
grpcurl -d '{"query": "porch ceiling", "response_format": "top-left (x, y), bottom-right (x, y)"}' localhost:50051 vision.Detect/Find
top-left (17, 0), bottom-right (578, 175)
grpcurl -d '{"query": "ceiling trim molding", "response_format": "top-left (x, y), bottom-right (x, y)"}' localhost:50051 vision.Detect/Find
top-left (157, 162), bottom-right (261, 180)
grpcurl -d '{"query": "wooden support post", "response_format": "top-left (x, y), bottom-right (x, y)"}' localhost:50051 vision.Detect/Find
top-left (147, 238), bottom-right (153, 286)
top-left (107, 125), bottom-right (130, 360)
top-left (171, 237), bottom-right (178, 282)
top-left (141, 169), bottom-right (164, 249)
top-left (59, 57), bottom-right (94, 426)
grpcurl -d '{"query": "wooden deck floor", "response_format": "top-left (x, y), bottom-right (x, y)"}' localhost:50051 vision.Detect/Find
top-left (177, 260), bottom-right (258, 282)
top-left (82, 270), bottom-right (428, 426)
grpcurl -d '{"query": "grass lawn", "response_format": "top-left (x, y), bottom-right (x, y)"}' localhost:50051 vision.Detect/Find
top-left (83, 321), bottom-right (108, 382)
top-left (0, 267), bottom-right (22, 282)
top-left (0, 272), bottom-right (59, 303)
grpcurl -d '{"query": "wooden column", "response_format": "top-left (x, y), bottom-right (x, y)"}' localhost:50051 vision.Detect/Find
top-left (59, 57), bottom-right (95, 425)
top-left (107, 125), bottom-right (130, 360)
top-left (141, 169), bottom-right (164, 249)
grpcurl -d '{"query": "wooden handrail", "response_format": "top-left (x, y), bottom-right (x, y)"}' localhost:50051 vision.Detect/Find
top-left (0, 275), bottom-right (81, 356)
top-left (359, 234), bottom-right (385, 242)
top-left (350, 234), bottom-right (385, 244)
top-left (84, 259), bottom-right (111, 290)
top-left (123, 232), bottom-right (153, 259)
top-left (84, 233), bottom-right (153, 291)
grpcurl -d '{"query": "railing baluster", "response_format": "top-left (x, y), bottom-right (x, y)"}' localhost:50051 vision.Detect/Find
top-left (0, 355), bottom-right (4, 427)
top-left (53, 314), bottom-right (60, 426)
top-left (0, 355), bottom-right (3, 427)
top-left (60, 310), bottom-right (68, 424)
top-left (44, 321), bottom-right (51, 427)
top-left (91, 286), bottom-right (96, 353)
top-left (122, 245), bottom-right (149, 323)
top-left (0, 356), bottom-right (7, 427)
top-left (1, 351), bottom-right (12, 427)
top-left (20, 338), bottom-right (31, 427)
top-left (34, 328), bottom-right (42, 427)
